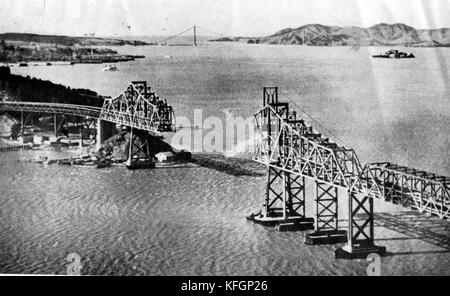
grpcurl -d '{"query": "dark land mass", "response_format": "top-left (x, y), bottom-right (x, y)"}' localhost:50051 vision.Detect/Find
top-left (0, 66), bottom-right (103, 107)
top-left (0, 66), bottom-right (104, 140)
top-left (210, 23), bottom-right (450, 47)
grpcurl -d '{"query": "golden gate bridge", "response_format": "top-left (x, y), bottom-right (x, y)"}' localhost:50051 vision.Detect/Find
top-left (156, 25), bottom-right (230, 46)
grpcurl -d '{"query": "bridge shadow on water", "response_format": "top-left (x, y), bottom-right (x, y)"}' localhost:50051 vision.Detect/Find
top-left (373, 211), bottom-right (450, 256)
top-left (191, 153), bottom-right (266, 177)
top-left (338, 211), bottom-right (450, 256)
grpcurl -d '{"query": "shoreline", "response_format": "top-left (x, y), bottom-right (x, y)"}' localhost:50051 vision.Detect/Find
top-left (0, 54), bottom-right (146, 67)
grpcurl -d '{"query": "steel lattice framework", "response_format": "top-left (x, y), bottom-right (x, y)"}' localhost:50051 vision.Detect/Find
top-left (100, 81), bottom-right (174, 133)
top-left (0, 101), bottom-right (101, 118)
top-left (0, 81), bottom-right (175, 133)
top-left (252, 87), bottom-right (449, 258)
top-left (368, 162), bottom-right (450, 219)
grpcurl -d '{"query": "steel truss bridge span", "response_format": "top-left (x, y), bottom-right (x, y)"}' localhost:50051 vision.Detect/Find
top-left (251, 87), bottom-right (449, 259)
top-left (0, 101), bottom-right (101, 118)
top-left (368, 162), bottom-right (449, 219)
top-left (0, 81), bottom-right (175, 133)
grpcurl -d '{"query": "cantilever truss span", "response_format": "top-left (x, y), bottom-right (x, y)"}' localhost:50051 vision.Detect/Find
top-left (0, 81), bottom-right (175, 134)
top-left (252, 86), bottom-right (449, 258)
top-left (100, 81), bottom-right (175, 133)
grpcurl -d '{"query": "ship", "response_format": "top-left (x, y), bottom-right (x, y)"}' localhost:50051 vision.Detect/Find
top-left (372, 49), bottom-right (415, 59)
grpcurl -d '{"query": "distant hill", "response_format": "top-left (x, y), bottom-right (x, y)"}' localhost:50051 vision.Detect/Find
top-left (0, 33), bottom-right (149, 46)
top-left (211, 23), bottom-right (450, 47)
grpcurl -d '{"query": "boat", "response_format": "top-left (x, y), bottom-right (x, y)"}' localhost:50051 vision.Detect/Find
top-left (372, 49), bottom-right (415, 59)
top-left (103, 65), bottom-right (118, 71)
top-left (125, 159), bottom-right (155, 170)
top-left (19, 62), bottom-right (28, 67)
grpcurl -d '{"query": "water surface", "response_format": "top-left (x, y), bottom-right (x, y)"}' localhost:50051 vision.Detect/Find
top-left (3, 43), bottom-right (449, 275)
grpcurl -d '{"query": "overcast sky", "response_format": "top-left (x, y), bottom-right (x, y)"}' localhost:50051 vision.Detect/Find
top-left (0, 0), bottom-right (449, 37)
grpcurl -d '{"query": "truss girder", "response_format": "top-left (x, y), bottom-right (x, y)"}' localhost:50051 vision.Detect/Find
top-left (253, 95), bottom-right (448, 221)
top-left (0, 101), bottom-right (101, 118)
top-left (254, 104), bottom-right (377, 195)
top-left (99, 81), bottom-right (174, 132)
top-left (368, 163), bottom-right (450, 219)
top-left (1, 81), bottom-right (175, 133)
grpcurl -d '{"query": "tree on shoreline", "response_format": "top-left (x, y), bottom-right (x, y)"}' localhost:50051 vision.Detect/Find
top-left (0, 66), bottom-right (103, 107)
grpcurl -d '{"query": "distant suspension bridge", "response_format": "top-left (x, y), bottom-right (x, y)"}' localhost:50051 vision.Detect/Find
top-left (156, 25), bottom-right (231, 46)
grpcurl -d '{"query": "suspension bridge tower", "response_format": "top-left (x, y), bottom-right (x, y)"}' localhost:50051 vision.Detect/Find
top-left (157, 25), bottom-right (198, 46)
top-left (193, 25), bottom-right (197, 46)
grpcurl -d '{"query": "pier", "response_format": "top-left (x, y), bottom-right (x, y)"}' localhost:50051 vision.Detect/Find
top-left (0, 143), bottom-right (33, 152)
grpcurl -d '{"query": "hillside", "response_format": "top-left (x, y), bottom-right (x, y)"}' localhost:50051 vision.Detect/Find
top-left (0, 33), bottom-right (149, 46)
top-left (211, 23), bottom-right (450, 47)
top-left (0, 66), bottom-right (103, 107)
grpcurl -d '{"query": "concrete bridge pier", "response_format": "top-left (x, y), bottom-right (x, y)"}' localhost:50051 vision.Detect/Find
top-left (125, 127), bottom-right (155, 169)
top-left (95, 119), bottom-right (117, 151)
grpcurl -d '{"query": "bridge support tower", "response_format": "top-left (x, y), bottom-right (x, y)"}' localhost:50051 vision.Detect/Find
top-left (247, 166), bottom-right (314, 231)
top-left (125, 127), bottom-right (156, 169)
top-left (306, 182), bottom-right (347, 245)
top-left (95, 119), bottom-right (117, 150)
top-left (247, 87), bottom-right (314, 231)
top-left (335, 189), bottom-right (386, 259)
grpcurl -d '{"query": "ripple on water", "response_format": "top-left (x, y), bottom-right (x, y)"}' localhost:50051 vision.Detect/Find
top-left (1, 149), bottom-right (449, 275)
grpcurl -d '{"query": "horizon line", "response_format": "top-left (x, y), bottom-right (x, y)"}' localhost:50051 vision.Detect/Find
top-left (1, 22), bottom-right (449, 39)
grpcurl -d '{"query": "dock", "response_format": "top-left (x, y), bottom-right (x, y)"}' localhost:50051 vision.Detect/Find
top-left (0, 144), bottom-right (33, 152)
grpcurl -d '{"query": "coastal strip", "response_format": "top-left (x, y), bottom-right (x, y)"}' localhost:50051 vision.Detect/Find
top-left (0, 143), bottom-right (33, 152)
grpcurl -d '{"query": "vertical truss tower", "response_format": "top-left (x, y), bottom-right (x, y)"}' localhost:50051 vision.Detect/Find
top-left (247, 87), bottom-right (314, 231)
top-left (250, 87), bottom-right (387, 258)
